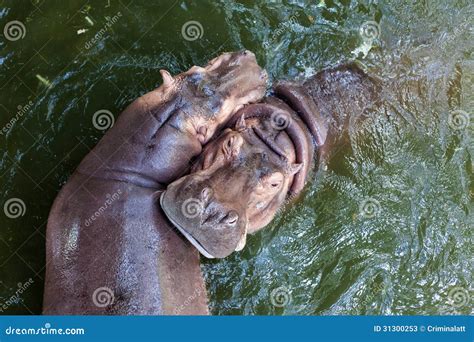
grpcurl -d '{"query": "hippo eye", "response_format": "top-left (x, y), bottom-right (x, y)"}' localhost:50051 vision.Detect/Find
top-left (265, 172), bottom-right (284, 190)
top-left (270, 180), bottom-right (282, 189)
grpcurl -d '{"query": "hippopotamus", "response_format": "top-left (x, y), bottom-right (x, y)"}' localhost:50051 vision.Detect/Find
top-left (160, 63), bottom-right (380, 252)
top-left (43, 51), bottom-right (268, 315)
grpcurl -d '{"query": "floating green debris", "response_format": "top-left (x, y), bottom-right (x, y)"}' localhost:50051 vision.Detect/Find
top-left (36, 74), bottom-right (52, 88)
top-left (85, 16), bottom-right (94, 26)
top-left (81, 4), bottom-right (92, 13)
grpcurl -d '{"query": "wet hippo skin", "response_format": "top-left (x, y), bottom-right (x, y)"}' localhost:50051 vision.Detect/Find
top-left (275, 63), bottom-right (381, 160)
top-left (43, 51), bottom-right (267, 315)
top-left (44, 58), bottom-right (378, 314)
top-left (161, 63), bottom-right (380, 242)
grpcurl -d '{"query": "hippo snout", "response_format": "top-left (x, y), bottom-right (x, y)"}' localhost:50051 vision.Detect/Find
top-left (160, 177), bottom-right (248, 259)
top-left (199, 186), bottom-right (240, 228)
top-left (201, 203), bottom-right (240, 228)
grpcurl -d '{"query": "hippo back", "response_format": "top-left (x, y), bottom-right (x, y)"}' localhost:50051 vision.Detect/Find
top-left (303, 63), bottom-right (381, 134)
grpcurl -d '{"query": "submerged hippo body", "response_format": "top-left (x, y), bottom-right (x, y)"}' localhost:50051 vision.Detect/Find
top-left (43, 51), bottom-right (267, 315)
top-left (275, 63), bottom-right (381, 159)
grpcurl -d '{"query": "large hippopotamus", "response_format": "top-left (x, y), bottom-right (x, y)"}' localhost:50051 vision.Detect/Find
top-left (161, 63), bottom-right (380, 250)
top-left (43, 51), bottom-right (267, 315)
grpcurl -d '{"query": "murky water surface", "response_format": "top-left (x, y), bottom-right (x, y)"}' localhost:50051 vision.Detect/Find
top-left (0, 0), bottom-right (472, 314)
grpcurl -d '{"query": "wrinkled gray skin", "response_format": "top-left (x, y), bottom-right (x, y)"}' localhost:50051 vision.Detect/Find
top-left (43, 51), bottom-right (267, 315)
top-left (161, 63), bottom-right (380, 258)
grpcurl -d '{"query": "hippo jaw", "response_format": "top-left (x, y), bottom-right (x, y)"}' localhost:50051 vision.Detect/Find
top-left (159, 170), bottom-right (248, 259)
top-left (160, 192), bottom-right (216, 259)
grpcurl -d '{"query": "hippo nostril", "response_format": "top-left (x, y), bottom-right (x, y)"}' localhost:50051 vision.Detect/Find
top-left (202, 210), bottom-right (218, 225)
top-left (223, 210), bottom-right (239, 226)
top-left (200, 187), bottom-right (212, 202)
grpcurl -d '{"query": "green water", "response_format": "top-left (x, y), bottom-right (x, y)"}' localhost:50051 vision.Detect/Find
top-left (0, 0), bottom-right (472, 315)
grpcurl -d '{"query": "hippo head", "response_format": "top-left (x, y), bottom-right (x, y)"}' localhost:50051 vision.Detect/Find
top-left (159, 50), bottom-right (268, 144)
top-left (160, 100), bottom-right (313, 258)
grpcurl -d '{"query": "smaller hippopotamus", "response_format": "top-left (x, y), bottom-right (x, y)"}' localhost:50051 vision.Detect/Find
top-left (160, 96), bottom-right (314, 257)
top-left (161, 64), bottom-right (381, 258)
top-left (44, 51), bottom-right (267, 315)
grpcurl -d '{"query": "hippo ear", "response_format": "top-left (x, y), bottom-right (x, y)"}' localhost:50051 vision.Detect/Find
top-left (288, 163), bottom-right (303, 175)
top-left (160, 69), bottom-right (174, 87)
top-left (234, 114), bottom-right (247, 132)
